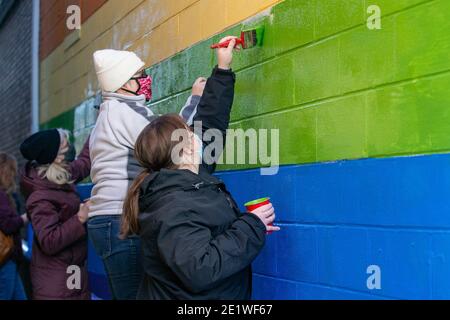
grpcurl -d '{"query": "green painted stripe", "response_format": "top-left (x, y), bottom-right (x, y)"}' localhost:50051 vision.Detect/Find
top-left (40, 0), bottom-right (450, 171)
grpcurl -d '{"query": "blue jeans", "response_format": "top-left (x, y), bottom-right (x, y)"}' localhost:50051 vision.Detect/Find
top-left (87, 215), bottom-right (142, 300)
top-left (0, 260), bottom-right (27, 300)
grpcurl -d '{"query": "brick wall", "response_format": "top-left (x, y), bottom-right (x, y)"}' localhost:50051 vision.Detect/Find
top-left (0, 0), bottom-right (32, 166)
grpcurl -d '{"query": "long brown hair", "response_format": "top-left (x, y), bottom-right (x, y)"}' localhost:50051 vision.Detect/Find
top-left (120, 114), bottom-right (191, 238)
top-left (0, 153), bottom-right (18, 194)
top-left (0, 153), bottom-right (18, 210)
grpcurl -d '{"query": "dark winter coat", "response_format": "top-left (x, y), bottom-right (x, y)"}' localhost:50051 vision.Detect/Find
top-left (20, 138), bottom-right (91, 300)
top-left (136, 67), bottom-right (267, 300)
top-left (136, 169), bottom-right (266, 300)
top-left (0, 189), bottom-right (24, 265)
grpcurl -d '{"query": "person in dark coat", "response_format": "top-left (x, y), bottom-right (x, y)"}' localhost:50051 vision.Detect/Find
top-left (0, 153), bottom-right (28, 300)
top-left (121, 38), bottom-right (280, 300)
top-left (19, 129), bottom-right (91, 300)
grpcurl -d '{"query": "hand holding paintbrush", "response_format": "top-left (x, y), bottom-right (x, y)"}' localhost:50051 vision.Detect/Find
top-left (211, 27), bottom-right (264, 50)
top-left (215, 36), bottom-right (237, 70)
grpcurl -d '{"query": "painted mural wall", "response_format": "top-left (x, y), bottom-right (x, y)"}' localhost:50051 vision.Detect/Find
top-left (39, 0), bottom-right (450, 299)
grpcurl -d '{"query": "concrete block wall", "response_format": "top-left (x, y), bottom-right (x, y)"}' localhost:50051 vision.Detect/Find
top-left (38, 0), bottom-right (281, 125)
top-left (40, 0), bottom-right (450, 299)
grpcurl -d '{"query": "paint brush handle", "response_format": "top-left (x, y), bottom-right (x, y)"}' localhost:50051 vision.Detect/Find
top-left (211, 38), bottom-right (243, 49)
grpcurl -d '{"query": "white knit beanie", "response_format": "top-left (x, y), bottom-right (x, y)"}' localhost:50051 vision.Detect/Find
top-left (93, 49), bottom-right (145, 92)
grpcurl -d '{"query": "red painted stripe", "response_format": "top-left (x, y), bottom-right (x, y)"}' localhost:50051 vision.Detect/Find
top-left (40, 0), bottom-right (108, 61)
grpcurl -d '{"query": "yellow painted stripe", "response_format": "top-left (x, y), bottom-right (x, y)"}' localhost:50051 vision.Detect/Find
top-left (39, 0), bottom-right (283, 124)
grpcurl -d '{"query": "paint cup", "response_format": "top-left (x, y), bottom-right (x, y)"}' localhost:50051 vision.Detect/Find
top-left (245, 197), bottom-right (273, 234)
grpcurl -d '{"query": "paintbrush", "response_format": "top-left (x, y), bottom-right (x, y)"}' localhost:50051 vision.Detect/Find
top-left (211, 26), bottom-right (265, 50)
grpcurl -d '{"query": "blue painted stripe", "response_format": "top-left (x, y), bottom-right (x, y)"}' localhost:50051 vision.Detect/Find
top-left (77, 153), bottom-right (450, 299)
top-left (88, 272), bottom-right (111, 300)
top-left (217, 153), bottom-right (450, 228)
top-left (252, 274), bottom-right (390, 300)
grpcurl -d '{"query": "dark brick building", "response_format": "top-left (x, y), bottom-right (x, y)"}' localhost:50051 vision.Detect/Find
top-left (0, 0), bottom-right (32, 167)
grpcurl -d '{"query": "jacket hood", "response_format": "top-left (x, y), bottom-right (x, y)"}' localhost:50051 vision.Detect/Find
top-left (138, 168), bottom-right (221, 210)
top-left (20, 162), bottom-right (73, 199)
top-left (102, 91), bottom-right (146, 107)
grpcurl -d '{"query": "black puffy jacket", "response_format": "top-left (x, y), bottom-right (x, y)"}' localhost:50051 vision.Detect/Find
top-left (136, 67), bottom-right (266, 300)
top-left (136, 169), bottom-right (266, 300)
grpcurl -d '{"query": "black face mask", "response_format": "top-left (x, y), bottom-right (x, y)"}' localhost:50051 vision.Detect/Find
top-left (65, 144), bottom-right (77, 163)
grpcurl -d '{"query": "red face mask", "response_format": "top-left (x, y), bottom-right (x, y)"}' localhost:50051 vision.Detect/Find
top-left (136, 75), bottom-right (152, 102)
top-left (122, 73), bottom-right (153, 102)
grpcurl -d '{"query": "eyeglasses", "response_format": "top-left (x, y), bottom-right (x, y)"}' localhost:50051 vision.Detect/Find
top-left (131, 70), bottom-right (148, 80)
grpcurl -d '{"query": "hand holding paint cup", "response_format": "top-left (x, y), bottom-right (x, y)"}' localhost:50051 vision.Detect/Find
top-left (245, 198), bottom-right (280, 234)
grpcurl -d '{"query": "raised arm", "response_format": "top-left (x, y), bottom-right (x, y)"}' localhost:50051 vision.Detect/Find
top-left (191, 37), bottom-right (237, 174)
top-left (179, 77), bottom-right (205, 125)
top-left (180, 95), bottom-right (201, 126)
top-left (192, 67), bottom-right (235, 136)
top-left (69, 135), bottom-right (91, 183)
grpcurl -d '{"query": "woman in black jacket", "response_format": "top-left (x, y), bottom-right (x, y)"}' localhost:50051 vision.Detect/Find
top-left (121, 38), bottom-right (280, 300)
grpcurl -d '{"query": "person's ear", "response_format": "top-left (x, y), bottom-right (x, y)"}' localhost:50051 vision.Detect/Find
top-left (131, 78), bottom-right (140, 90)
top-left (122, 79), bottom-right (132, 90)
top-left (180, 135), bottom-right (196, 162)
top-left (183, 139), bottom-right (195, 156)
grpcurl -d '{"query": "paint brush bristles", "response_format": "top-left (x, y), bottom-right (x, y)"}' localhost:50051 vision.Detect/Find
top-left (242, 29), bottom-right (257, 49)
top-left (210, 25), bottom-right (265, 50)
top-left (241, 25), bottom-right (265, 49)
